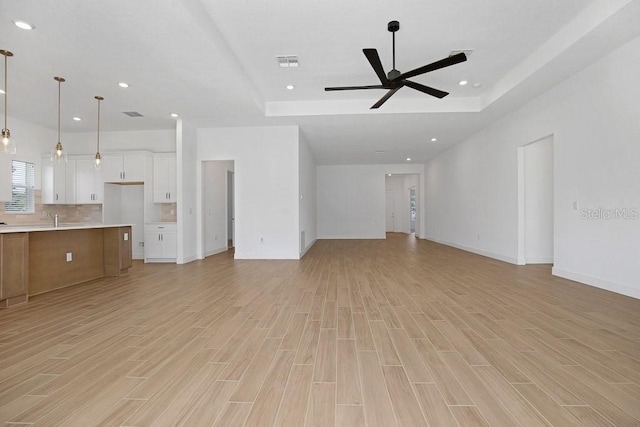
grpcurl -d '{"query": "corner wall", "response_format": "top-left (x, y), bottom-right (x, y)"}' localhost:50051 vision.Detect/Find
top-left (197, 126), bottom-right (300, 259)
top-left (425, 34), bottom-right (640, 298)
top-left (298, 134), bottom-right (317, 255)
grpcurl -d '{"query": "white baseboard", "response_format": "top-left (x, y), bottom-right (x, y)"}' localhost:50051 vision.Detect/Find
top-left (205, 247), bottom-right (228, 257)
top-left (552, 267), bottom-right (640, 300)
top-left (234, 252), bottom-right (300, 260)
top-left (426, 236), bottom-right (519, 265)
top-left (300, 239), bottom-right (317, 258)
top-left (177, 254), bottom-right (198, 265)
top-left (525, 257), bottom-right (554, 264)
top-left (317, 234), bottom-right (386, 240)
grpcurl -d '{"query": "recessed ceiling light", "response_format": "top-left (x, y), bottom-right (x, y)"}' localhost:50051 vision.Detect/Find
top-left (72, 117), bottom-right (81, 121)
top-left (473, 82), bottom-right (482, 89)
top-left (0, 89), bottom-right (5, 95)
top-left (406, 157), bottom-right (411, 161)
top-left (375, 150), bottom-right (385, 154)
top-left (14, 21), bottom-right (35, 30)
top-left (118, 82), bottom-right (129, 88)
top-left (431, 137), bottom-right (437, 142)
top-left (170, 113), bottom-right (179, 118)
top-left (388, 173), bottom-right (392, 176)
top-left (286, 85), bottom-right (295, 90)
top-left (458, 80), bottom-right (468, 86)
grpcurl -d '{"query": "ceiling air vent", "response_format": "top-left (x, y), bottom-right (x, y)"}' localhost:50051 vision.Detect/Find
top-left (276, 55), bottom-right (299, 68)
top-left (122, 111), bottom-right (144, 117)
top-left (449, 49), bottom-right (474, 58)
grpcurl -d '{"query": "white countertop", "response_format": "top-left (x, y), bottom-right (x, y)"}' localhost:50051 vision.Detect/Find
top-left (0, 223), bottom-right (133, 234)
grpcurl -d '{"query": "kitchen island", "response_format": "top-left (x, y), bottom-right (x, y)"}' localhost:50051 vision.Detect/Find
top-left (0, 224), bottom-right (132, 308)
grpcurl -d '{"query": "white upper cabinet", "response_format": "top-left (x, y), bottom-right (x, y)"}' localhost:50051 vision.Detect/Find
top-left (102, 154), bottom-right (146, 182)
top-left (76, 159), bottom-right (103, 204)
top-left (153, 154), bottom-right (177, 203)
top-left (41, 157), bottom-right (68, 204)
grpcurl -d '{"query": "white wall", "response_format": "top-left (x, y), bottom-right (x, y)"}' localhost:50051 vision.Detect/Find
top-left (0, 116), bottom-right (56, 192)
top-left (425, 34), bottom-right (640, 299)
top-left (523, 136), bottom-right (554, 264)
top-left (298, 134), bottom-right (317, 255)
top-left (62, 128), bottom-right (176, 154)
top-left (177, 120), bottom-right (198, 264)
top-left (318, 164), bottom-right (425, 239)
top-left (197, 126), bottom-right (300, 259)
top-left (202, 160), bottom-right (233, 256)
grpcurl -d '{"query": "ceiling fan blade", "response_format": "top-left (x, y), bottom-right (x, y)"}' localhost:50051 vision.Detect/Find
top-left (363, 48), bottom-right (390, 85)
top-left (324, 85), bottom-right (387, 91)
top-left (371, 86), bottom-right (402, 109)
top-left (393, 52), bottom-right (467, 81)
top-left (402, 80), bottom-right (449, 99)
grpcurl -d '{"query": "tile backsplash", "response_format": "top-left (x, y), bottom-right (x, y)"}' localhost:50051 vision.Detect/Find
top-left (0, 190), bottom-right (103, 225)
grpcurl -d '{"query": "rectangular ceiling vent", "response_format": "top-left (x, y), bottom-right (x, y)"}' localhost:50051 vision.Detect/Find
top-left (449, 49), bottom-right (474, 58)
top-left (276, 55), bottom-right (299, 68)
top-left (122, 111), bottom-right (144, 117)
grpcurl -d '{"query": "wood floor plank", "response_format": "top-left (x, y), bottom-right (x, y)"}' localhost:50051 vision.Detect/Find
top-left (305, 382), bottom-right (336, 427)
top-left (313, 328), bottom-right (337, 382)
top-left (212, 402), bottom-right (252, 427)
top-left (229, 338), bottom-right (281, 402)
top-left (358, 351), bottom-right (397, 427)
top-left (370, 320), bottom-right (402, 365)
top-left (274, 364), bottom-right (313, 427)
top-left (336, 339), bottom-right (362, 405)
top-left (382, 365), bottom-right (428, 426)
top-left (336, 405), bottom-right (366, 427)
top-left (1, 237), bottom-right (639, 425)
top-left (243, 350), bottom-right (295, 426)
top-left (412, 383), bottom-right (458, 427)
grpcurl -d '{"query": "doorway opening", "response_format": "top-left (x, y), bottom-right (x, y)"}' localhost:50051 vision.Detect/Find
top-left (201, 160), bottom-right (235, 257)
top-left (409, 187), bottom-right (416, 234)
top-left (518, 135), bottom-right (554, 265)
top-left (385, 173), bottom-right (420, 237)
top-left (227, 170), bottom-right (235, 249)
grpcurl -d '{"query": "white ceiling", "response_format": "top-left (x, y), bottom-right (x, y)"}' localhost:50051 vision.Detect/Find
top-left (1, 0), bottom-right (639, 164)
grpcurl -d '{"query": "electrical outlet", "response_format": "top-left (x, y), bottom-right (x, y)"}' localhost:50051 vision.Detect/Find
top-left (139, 242), bottom-right (144, 247)
top-left (260, 237), bottom-right (264, 243)
top-left (124, 232), bottom-right (129, 241)
top-left (66, 252), bottom-right (73, 262)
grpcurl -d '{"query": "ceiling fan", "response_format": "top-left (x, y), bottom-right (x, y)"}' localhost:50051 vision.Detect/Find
top-left (324, 20), bottom-right (467, 109)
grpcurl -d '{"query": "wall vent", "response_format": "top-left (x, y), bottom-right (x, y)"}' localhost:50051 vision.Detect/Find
top-left (276, 55), bottom-right (299, 68)
top-left (122, 111), bottom-right (144, 117)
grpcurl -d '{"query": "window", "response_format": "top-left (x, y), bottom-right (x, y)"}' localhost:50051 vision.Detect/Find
top-left (4, 160), bottom-right (35, 214)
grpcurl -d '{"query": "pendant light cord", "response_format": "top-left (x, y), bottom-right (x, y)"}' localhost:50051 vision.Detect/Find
top-left (3, 52), bottom-right (7, 131)
top-left (57, 79), bottom-right (61, 142)
top-left (97, 97), bottom-right (101, 152)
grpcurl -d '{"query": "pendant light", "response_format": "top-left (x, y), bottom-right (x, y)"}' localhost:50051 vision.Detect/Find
top-left (51, 76), bottom-right (67, 163)
top-left (1, 49), bottom-right (16, 155)
top-left (94, 96), bottom-right (103, 169)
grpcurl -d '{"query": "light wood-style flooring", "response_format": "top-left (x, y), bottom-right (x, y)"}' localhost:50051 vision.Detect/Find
top-left (1, 234), bottom-right (640, 426)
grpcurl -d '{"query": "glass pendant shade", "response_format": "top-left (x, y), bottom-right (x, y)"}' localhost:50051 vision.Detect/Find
top-left (51, 76), bottom-right (67, 163)
top-left (1, 49), bottom-right (16, 155)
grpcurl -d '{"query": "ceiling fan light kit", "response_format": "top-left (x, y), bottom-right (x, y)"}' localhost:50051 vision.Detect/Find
top-left (325, 20), bottom-right (467, 109)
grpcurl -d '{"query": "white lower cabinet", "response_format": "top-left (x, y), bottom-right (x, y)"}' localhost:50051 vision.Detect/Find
top-left (144, 223), bottom-right (177, 263)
